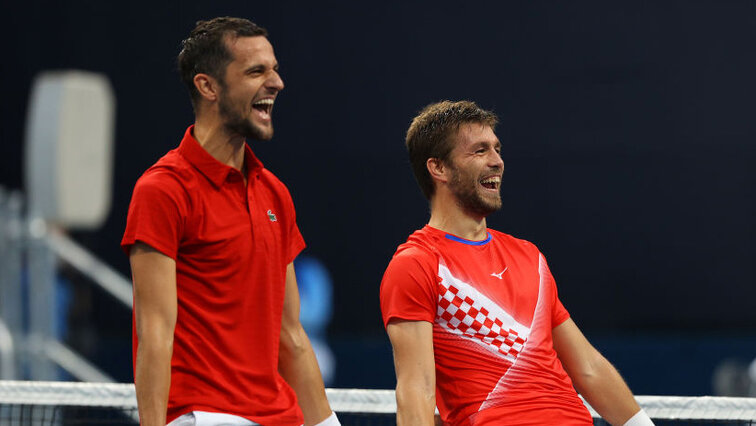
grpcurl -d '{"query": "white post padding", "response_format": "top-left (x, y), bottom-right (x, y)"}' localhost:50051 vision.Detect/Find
top-left (24, 70), bottom-right (116, 229)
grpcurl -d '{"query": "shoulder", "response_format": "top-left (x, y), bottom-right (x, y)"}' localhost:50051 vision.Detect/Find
top-left (489, 229), bottom-right (543, 256)
top-left (391, 245), bottom-right (437, 271)
top-left (132, 151), bottom-right (194, 202)
top-left (141, 148), bottom-right (193, 179)
top-left (385, 230), bottom-right (440, 276)
top-left (381, 233), bottom-right (440, 299)
top-left (402, 227), bottom-right (443, 257)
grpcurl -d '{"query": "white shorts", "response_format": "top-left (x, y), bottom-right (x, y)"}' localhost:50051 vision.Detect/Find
top-left (167, 411), bottom-right (261, 426)
top-left (166, 409), bottom-right (338, 426)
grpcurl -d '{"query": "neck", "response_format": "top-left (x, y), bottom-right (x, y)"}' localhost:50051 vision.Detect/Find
top-left (193, 113), bottom-right (246, 171)
top-left (427, 191), bottom-right (488, 241)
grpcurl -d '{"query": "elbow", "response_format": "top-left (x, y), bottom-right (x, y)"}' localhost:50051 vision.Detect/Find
top-left (570, 356), bottom-right (609, 391)
top-left (279, 322), bottom-right (308, 359)
top-left (572, 369), bottom-right (597, 394)
top-left (396, 383), bottom-right (435, 405)
top-left (135, 328), bottom-right (174, 371)
top-left (137, 332), bottom-right (174, 356)
top-left (135, 318), bottom-right (175, 353)
top-left (395, 376), bottom-right (435, 408)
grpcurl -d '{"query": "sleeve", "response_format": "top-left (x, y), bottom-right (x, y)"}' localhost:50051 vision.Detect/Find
top-left (379, 248), bottom-right (439, 327)
top-left (551, 292), bottom-right (570, 328)
top-left (120, 171), bottom-right (185, 259)
top-left (280, 181), bottom-right (305, 264)
top-left (540, 252), bottom-right (571, 328)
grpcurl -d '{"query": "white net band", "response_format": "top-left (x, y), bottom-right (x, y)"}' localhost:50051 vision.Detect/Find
top-left (1, 380), bottom-right (756, 421)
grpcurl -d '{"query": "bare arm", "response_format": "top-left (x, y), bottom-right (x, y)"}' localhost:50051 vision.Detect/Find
top-left (129, 242), bottom-right (177, 426)
top-left (278, 262), bottom-right (334, 425)
top-left (553, 318), bottom-right (641, 426)
top-left (386, 319), bottom-right (436, 426)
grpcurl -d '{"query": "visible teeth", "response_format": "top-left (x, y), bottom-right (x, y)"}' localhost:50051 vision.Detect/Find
top-left (481, 177), bottom-right (501, 184)
top-left (254, 99), bottom-right (274, 105)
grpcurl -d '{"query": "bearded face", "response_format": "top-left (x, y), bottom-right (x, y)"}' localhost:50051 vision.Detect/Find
top-left (215, 36), bottom-right (283, 141)
top-left (440, 123), bottom-right (504, 217)
top-left (448, 160), bottom-right (502, 217)
top-left (218, 85), bottom-right (273, 141)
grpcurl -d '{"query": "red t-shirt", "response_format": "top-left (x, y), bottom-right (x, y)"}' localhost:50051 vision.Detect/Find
top-left (121, 126), bottom-right (305, 425)
top-left (380, 226), bottom-right (593, 426)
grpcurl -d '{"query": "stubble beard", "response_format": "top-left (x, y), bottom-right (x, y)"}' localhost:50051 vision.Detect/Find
top-left (218, 89), bottom-right (273, 141)
top-left (449, 165), bottom-right (502, 217)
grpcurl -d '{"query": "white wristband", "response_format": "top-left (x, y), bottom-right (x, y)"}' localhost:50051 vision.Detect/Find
top-left (622, 409), bottom-right (654, 426)
top-left (313, 411), bottom-right (340, 426)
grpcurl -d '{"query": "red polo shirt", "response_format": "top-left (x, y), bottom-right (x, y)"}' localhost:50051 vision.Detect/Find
top-left (122, 126), bottom-right (305, 425)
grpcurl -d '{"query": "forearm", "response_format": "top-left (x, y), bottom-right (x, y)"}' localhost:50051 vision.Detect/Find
top-left (386, 320), bottom-right (436, 426)
top-left (134, 339), bottom-right (173, 426)
top-left (574, 356), bottom-right (641, 426)
top-left (129, 243), bottom-right (177, 426)
top-left (553, 319), bottom-right (645, 426)
top-left (279, 325), bottom-right (332, 425)
top-left (395, 382), bottom-right (436, 426)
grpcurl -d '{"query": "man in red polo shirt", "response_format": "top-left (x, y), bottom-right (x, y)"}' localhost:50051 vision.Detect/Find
top-left (380, 101), bottom-right (654, 425)
top-left (122, 17), bottom-right (338, 426)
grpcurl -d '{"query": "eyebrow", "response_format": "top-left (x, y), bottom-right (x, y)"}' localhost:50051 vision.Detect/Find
top-left (244, 64), bottom-right (265, 73)
top-left (472, 140), bottom-right (500, 150)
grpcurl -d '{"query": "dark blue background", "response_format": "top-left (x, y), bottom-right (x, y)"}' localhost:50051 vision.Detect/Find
top-left (2, 1), bottom-right (754, 395)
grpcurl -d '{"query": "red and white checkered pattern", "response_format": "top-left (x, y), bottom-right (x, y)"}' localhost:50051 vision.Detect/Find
top-left (436, 278), bottom-right (528, 363)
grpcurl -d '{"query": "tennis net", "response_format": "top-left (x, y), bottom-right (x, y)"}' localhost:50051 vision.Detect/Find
top-left (1, 380), bottom-right (755, 425)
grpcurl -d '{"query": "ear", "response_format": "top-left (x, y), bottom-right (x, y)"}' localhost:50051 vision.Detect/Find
top-left (193, 73), bottom-right (220, 103)
top-left (426, 158), bottom-right (450, 184)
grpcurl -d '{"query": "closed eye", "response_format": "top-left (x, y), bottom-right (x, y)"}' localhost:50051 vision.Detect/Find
top-left (245, 65), bottom-right (268, 76)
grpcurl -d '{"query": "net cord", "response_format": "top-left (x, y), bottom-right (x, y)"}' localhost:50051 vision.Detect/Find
top-left (1, 381), bottom-right (755, 421)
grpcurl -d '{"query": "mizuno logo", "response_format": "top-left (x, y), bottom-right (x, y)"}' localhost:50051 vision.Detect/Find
top-left (267, 210), bottom-right (277, 222)
top-left (491, 267), bottom-right (508, 279)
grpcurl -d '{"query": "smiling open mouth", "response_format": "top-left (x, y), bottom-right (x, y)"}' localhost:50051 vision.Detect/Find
top-left (480, 176), bottom-right (500, 190)
top-left (253, 99), bottom-right (274, 116)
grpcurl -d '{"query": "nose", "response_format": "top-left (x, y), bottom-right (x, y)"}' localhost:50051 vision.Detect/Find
top-left (266, 70), bottom-right (284, 92)
top-left (489, 150), bottom-right (504, 171)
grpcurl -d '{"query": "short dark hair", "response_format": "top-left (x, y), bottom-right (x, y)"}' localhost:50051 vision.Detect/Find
top-left (405, 100), bottom-right (499, 200)
top-left (178, 17), bottom-right (268, 106)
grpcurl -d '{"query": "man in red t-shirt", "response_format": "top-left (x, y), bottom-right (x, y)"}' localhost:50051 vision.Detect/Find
top-left (380, 101), bottom-right (654, 426)
top-left (122, 17), bottom-right (338, 426)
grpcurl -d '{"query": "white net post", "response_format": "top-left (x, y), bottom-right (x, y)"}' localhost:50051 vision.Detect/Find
top-left (0, 188), bottom-right (24, 380)
top-left (26, 217), bottom-right (58, 381)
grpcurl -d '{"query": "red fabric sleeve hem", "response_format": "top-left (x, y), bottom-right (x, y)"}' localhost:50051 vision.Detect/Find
top-left (383, 313), bottom-right (435, 328)
top-left (286, 237), bottom-right (306, 265)
top-left (120, 235), bottom-right (178, 260)
top-left (552, 313), bottom-right (571, 329)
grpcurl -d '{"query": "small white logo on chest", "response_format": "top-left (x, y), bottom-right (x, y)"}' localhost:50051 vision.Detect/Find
top-left (491, 267), bottom-right (508, 279)
top-left (267, 210), bottom-right (277, 222)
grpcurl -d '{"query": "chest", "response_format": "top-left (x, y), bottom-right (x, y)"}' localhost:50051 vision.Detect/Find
top-left (179, 178), bottom-right (286, 266)
top-left (436, 245), bottom-right (542, 328)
